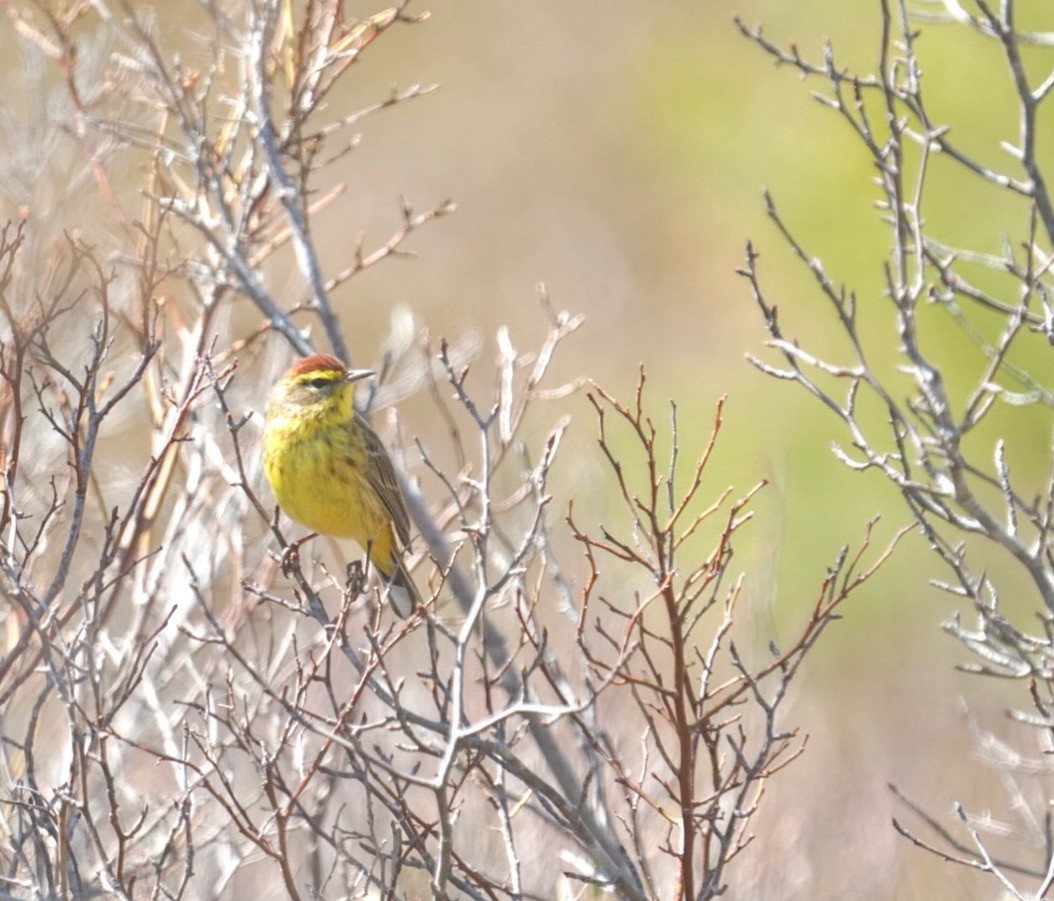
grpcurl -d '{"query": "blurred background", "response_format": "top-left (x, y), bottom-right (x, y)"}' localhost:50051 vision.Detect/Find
top-left (323, 1), bottom-right (1053, 896)
top-left (6, 0), bottom-right (1054, 896)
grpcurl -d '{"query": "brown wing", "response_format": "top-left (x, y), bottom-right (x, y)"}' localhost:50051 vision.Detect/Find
top-left (357, 412), bottom-right (411, 548)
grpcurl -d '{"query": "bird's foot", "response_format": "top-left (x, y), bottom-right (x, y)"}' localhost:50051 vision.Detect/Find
top-left (280, 544), bottom-right (300, 577)
top-left (345, 560), bottom-right (367, 597)
top-left (280, 534), bottom-right (316, 577)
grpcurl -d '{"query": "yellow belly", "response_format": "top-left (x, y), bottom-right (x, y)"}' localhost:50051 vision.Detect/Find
top-left (263, 418), bottom-right (394, 569)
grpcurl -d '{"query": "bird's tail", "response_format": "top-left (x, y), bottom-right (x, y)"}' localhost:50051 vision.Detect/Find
top-left (383, 552), bottom-right (423, 618)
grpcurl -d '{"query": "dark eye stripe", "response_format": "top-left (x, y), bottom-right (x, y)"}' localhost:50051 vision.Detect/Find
top-left (306, 377), bottom-right (332, 389)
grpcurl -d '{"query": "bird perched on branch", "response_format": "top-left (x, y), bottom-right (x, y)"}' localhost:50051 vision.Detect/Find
top-left (262, 353), bottom-right (421, 617)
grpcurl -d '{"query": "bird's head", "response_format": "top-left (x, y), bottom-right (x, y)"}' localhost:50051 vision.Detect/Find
top-left (268, 354), bottom-right (374, 419)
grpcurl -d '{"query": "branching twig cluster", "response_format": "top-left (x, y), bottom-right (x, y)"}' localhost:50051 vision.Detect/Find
top-left (568, 377), bottom-right (906, 899)
top-left (741, 0), bottom-right (1054, 894)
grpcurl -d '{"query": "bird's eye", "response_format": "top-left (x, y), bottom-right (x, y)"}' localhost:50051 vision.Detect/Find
top-left (306, 377), bottom-right (331, 390)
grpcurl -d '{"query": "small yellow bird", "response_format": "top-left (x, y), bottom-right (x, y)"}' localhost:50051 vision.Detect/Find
top-left (262, 354), bottom-right (421, 616)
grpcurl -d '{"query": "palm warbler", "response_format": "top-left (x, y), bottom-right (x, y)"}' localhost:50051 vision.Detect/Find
top-left (262, 354), bottom-right (421, 616)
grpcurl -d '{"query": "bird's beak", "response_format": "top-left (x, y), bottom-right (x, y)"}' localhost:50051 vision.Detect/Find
top-left (344, 368), bottom-right (375, 384)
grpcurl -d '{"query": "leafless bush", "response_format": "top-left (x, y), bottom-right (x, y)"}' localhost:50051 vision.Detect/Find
top-left (740, 0), bottom-right (1054, 896)
top-left (0, 2), bottom-right (899, 899)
